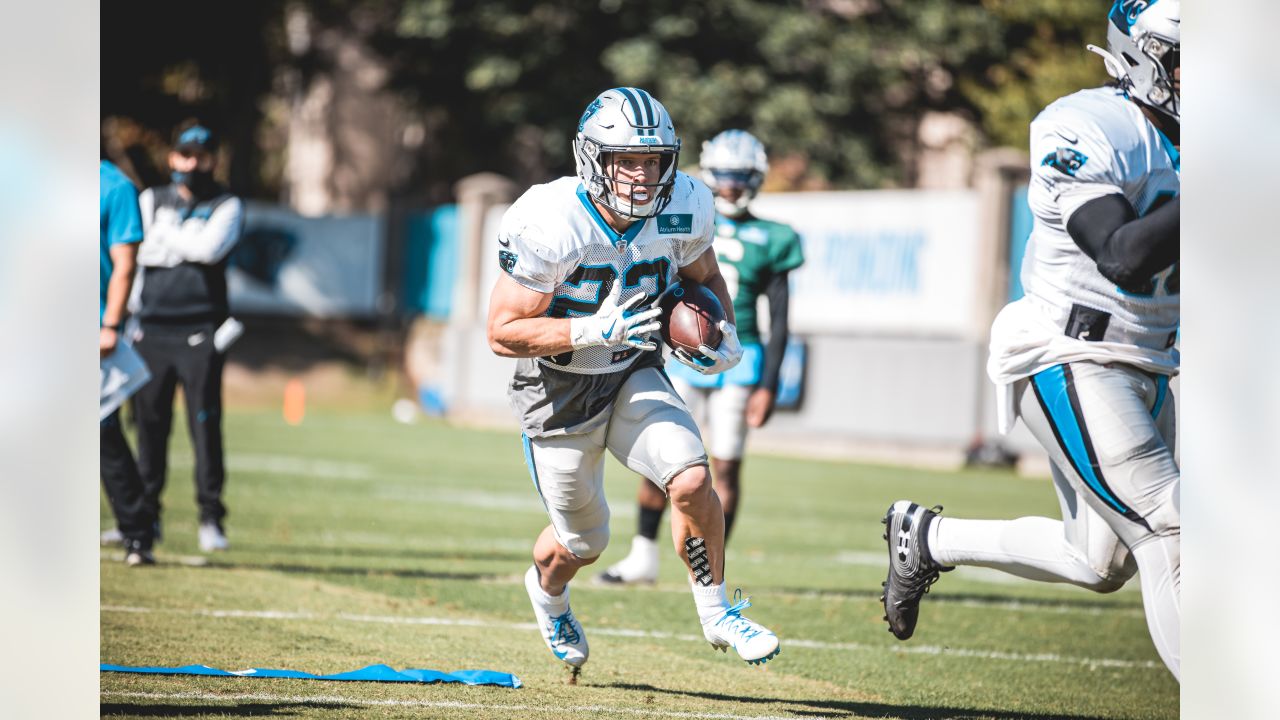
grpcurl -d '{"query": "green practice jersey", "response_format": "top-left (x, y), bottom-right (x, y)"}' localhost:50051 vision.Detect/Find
top-left (711, 214), bottom-right (804, 345)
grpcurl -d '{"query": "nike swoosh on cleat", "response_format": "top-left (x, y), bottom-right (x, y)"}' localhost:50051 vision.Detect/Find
top-left (553, 648), bottom-right (569, 660)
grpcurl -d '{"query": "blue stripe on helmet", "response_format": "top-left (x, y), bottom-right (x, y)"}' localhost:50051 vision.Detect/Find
top-left (634, 87), bottom-right (656, 127)
top-left (614, 87), bottom-right (645, 131)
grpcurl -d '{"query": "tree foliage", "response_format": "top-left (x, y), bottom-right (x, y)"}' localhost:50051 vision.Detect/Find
top-left (102, 0), bottom-right (1114, 200)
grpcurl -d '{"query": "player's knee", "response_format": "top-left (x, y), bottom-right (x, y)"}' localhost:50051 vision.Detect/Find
top-left (565, 526), bottom-right (609, 561)
top-left (711, 459), bottom-right (741, 489)
top-left (667, 464), bottom-right (712, 509)
top-left (1084, 551), bottom-right (1138, 593)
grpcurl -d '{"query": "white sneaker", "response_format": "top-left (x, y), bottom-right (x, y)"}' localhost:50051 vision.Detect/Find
top-left (524, 565), bottom-right (588, 668)
top-left (594, 535), bottom-right (659, 585)
top-left (101, 527), bottom-right (124, 547)
top-left (199, 522), bottom-right (229, 552)
top-left (702, 590), bottom-right (780, 665)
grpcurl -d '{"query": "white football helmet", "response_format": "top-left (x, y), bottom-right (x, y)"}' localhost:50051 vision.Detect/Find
top-left (1089, 0), bottom-right (1180, 121)
top-left (573, 87), bottom-right (681, 219)
top-left (699, 130), bottom-right (768, 218)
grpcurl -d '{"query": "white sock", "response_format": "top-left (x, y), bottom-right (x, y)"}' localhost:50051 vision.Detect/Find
top-left (529, 569), bottom-right (569, 613)
top-left (930, 516), bottom-right (1120, 588)
top-left (691, 581), bottom-right (729, 624)
top-left (628, 535), bottom-right (658, 566)
top-left (1133, 535), bottom-right (1180, 681)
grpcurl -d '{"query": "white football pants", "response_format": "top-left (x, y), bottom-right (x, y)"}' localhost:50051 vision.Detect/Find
top-left (669, 377), bottom-right (752, 461)
top-left (521, 367), bottom-right (708, 560)
top-left (932, 361), bottom-right (1180, 680)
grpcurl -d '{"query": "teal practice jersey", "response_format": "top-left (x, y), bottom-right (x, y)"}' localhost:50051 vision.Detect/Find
top-left (712, 214), bottom-right (804, 345)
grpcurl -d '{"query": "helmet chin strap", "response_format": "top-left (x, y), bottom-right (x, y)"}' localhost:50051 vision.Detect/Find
top-left (1087, 42), bottom-right (1178, 123)
top-left (1087, 44), bottom-right (1129, 84)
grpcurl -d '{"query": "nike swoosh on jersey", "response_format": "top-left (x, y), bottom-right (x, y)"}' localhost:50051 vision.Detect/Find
top-left (1054, 129), bottom-right (1079, 144)
top-left (498, 237), bottom-right (511, 247)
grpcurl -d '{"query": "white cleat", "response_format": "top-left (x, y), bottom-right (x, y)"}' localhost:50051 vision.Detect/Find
top-left (701, 590), bottom-right (780, 665)
top-left (101, 527), bottom-right (124, 547)
top-left (199, 522), bottom-right (229, 552)
top-left (595, 535), bottom-right (659, 585)
top-left (525, 565), bottom-right (589, 668)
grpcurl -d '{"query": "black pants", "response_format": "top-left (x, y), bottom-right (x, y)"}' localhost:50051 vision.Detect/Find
top-left (132, 322), bottom-right (227, 525)
top-left (101, 410), bottom-right (156, 545)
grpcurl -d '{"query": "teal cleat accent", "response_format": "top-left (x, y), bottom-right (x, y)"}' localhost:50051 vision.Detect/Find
top-left (525, 565), bottom-right (589, 668)
top-left (702, 589), bottom-right (780, 664)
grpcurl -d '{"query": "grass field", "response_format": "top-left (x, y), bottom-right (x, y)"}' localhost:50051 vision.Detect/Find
top-left (101, 409), bottom-right (1178, 719)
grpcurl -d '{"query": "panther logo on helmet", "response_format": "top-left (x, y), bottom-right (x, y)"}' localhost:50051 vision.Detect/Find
top-left (572, 88), bottom-right (681, 219)
top-left (1089, 0), bottom-right (1180, 121)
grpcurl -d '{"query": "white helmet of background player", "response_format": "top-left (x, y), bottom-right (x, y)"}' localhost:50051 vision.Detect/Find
top-left (1089, 0), bottom-right (1180, 121)
top-left (573, 87), bottom-right (681, 219)
top-left (699, 130), bottom-right (768, 218)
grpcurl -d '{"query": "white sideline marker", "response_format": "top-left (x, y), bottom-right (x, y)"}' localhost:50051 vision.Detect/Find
top-left (101, 605), bottom-right (1161, 671)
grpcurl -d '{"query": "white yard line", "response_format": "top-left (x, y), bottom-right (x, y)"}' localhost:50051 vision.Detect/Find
top-left (101, 605), bottom-right (1161, 671)
top-left (101, 690), bottom-right (819, 720)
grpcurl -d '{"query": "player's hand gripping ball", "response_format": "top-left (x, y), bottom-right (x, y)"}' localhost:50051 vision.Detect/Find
top-left (659, 281), bottom-right (727, 371)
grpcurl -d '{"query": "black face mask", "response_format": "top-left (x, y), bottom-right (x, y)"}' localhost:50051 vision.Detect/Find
top-left (172, 169), bottom-right (217, 196)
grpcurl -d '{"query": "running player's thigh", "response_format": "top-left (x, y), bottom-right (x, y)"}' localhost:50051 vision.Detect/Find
top-left (668, 374), bottom-right (708, 426)
top-left (606, 367), bottom-right (708, 490)
top-left (1021, 362), bottom-right (1178, 547)
top-left (704, 383), bottom-right (751, 461)
top-left (522, 428), bottom-right (610, 556)
top-left (1049, 461), bottom-right (1136, 583)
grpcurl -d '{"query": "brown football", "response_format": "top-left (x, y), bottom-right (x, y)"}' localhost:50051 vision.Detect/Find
top-left (659, 281), bottom-right (725, 355)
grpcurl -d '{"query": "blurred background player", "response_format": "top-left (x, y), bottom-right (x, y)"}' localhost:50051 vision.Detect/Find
top-left (129, 123), bottom-right (244, 553)
top-left (100, 156), bottom-right (159, 567)
top-left (486, 88), bottom-right (778, 675)
top-left (882, 0), bottom-right (1181, 679)
top-left (598, 130), bottom-right (803, 585)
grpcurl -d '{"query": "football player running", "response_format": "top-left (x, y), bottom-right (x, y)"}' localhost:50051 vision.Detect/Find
top-left (487, 88), bottom-right (780, 676)
top-left (881, 0), bottom-right (1181, 680)
top-left (597, 130), bottom-right (804, 585)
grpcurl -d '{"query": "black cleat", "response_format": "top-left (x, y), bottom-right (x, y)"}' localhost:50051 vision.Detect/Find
top-left (124, 539), bottom-right (155, 567)
top-left (881, 501), bottom-right (950, 640)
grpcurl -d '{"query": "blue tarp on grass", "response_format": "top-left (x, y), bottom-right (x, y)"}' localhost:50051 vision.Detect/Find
top-left (101, 663), bottom-right (521, 688)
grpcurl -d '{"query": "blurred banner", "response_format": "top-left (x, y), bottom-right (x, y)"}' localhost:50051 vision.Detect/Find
top-left (227, 202), bottom-right (384, 317)
top-left (751, 191), bottom-right (982, 338)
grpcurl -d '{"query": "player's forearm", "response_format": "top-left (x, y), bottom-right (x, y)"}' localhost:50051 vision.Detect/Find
top-left (700, 271), bottom-right (736, 326)
top-left (759, 272), bottom-right (790, 392)
top-left (1067, 194), bottom-right (1179, 293)
top-left (168, 203), bottom-right (244, 264)
top-left (103, 256), bottom-right (137, 327)
top-left (488, 317), bottom-right (574, 358)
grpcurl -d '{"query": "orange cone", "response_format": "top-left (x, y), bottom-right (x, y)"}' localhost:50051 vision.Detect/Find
top-left (283, 378), bottom-right (306, 426)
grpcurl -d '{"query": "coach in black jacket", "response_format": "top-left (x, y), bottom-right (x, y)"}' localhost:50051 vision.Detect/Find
top-left (132, 123), bottom-right (243, 553)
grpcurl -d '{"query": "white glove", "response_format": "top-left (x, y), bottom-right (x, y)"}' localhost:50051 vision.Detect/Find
top-left (672, 320), bottom-right (743, 375)
top-left (568, 281), bottom-right (662, 351)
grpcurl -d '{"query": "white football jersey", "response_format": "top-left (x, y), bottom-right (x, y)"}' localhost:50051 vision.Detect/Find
top-left (500, 172), bottom-right (714, 437)
top-left (989, 86), bottom-right (1180, 388)
top-left (500, 172), bottom-right (714, 374)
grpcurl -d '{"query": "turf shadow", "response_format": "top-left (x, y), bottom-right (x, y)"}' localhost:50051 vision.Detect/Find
top-left (236, 542), bottom-right (530, 564)
top-left (764, 585), bottom-right (1144, 613)
top-left (198, 560), bottom-right (503, 583)
top-left (605, 682), bottom-right (1117, 720)
top-left (101, 701), bottom-right (352, 716)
